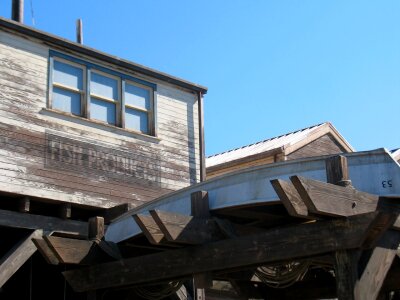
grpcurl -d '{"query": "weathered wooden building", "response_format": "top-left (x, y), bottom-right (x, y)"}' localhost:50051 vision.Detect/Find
top-left (206, 122), bottom-right (353, 178)
top-left (0, 16), bottom-right (207, 210)
top-left (2, 7), bottom-right (400, 300)
top-left (0, 13), bottom-right (207, 299)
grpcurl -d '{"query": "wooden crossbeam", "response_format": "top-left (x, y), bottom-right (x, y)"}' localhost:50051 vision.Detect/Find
top-left (64, 213), bottom-right (380, 292)
top-left (150, 210), bottom-right (222, 245)
top-left (0, 208), bottom-right (87, 237)
top-left (355, 230), bottom-right (400, 300)
top-left (43, 236), bottom-right (97, 265)
top-left (290, 175), bottom-right (379, 217)
top-left (32, 238), bottom-right (60, 265)
top-left (0, 229), bottom-right (42, 288)
top-left (133, 214), bottom-right (173, 246)
top-left (270, 179), bottom-right (313, 219)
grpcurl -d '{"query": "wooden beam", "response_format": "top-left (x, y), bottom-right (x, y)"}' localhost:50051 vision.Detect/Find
top-left (270, 179), bottom-right (312, 219)
top-left (43, 236), bottom-right (98, 265)
top-left (191, 191), bottom-right (212, 294)
top-left (150, 210), bottom-right (222, 245)
top-left (59, 203), bottom-right (72, 219)
top-left (355, 230), bottom-right (400, 300)
top-left (32, 238), bottom-right (60, 265)
top-left (0, 208), bottom-right (87, 237)
top-left (0, 229), bottom-right (42, 288)
top-left (325, 155), bottom-right (352, 187)
top-left (291, 175), bottom-right (379, 217)
top-left (133, 214), bottom-right (172, 246)
top-left (88, 216), bottom-right (104, 241)
top-left (18, 196), bottom-right (30, 213)
top-left (191, 191), bottom-right (210, 218)
top-left (334, 250), bottom-right (359, 300)
top-left (290, 176), bottom-right (400, 230)
top-left (64, 213), bottom-right (379, 292)
top-left (102, 203), bottom-right (130, 223)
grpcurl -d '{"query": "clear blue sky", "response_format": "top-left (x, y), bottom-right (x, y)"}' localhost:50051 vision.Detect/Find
top-left (1, 1), bottom-right (399, 156)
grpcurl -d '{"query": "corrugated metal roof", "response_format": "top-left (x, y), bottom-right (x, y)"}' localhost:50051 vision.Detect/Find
top-left (207, 123), bottom-right (330, 168)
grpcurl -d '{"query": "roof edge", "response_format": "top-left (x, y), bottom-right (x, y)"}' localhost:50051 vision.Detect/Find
top-left (0, 17), bottom-right (208, 94)
top-left (206, 147), bottom-right (284, 173)
top-left (282, 122), bottom-right (355, 155)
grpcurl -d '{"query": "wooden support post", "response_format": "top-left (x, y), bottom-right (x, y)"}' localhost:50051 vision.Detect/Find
top-left (18, 196), bottom-right (30, 213)
top-left (326, 155), bottom-right (359, 300)
top-left (59, 203), bottom-right (72, 219)
top-left (191, 191), bottom-right (212, 297)
top-left (88, 216), bottom-right (104, 241)
top-left (325, 155), bottom-right (352, 187)
top-left (191, 191), bottom-right (210, 218)
top-left (355, 230), bottom-right (400, 300)
top-left (0, 229), bottom-right (42, 288)
top-left (334, 250), bottom-right (359, 300)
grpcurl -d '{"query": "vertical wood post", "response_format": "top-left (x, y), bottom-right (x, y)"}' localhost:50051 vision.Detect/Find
top-left (325, 155), bottom-right (352, 187)
top-left (88, 216), bottom-right (104, 241)
top-left (18, 196), bottom-right (30, 213)
top-left (326, 155), bottom-right (359, 300)
top-left (59, 203), bottom-right (71, 219)
top-left (191, 191), bottom-right (212, 299)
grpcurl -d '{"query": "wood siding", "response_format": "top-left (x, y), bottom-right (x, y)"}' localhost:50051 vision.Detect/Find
top-left (0, 30), bottom-right (200, 209)
top-left (287, 134), bottom-right (346, 161)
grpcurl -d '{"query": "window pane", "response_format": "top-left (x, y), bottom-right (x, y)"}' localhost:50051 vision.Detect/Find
top-left (91, 72), bottom-right (118, 100)
top-left (52, 87), bottom-right (81, 115)
top-left (53, 60), bottom-right (83, 90)
top-left (125, 83), bottom-right (150, 110)
top-left (90, 98), bottom-right (116, 125)
top-left (125, 108), bottom-right (148, 133)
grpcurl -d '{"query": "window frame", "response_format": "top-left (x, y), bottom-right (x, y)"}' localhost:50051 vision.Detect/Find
top-left (48, 50), bottom-right (157, 136)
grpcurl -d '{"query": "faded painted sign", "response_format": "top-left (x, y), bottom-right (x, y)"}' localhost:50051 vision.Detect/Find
top-left (45, 132), bottom-right (161, 186)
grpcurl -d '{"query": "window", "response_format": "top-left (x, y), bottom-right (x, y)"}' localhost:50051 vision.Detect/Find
top-left (49, 51), bottom-right (156, 135)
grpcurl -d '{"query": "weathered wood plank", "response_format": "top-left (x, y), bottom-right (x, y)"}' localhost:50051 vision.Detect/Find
top-left (0, 209), bottom-right (87, 237)
top-left (334, 250), bottom-right (359, 300)
top-left (0, 229), bottom-right (42, 288)
top-left (64, 213), bottom-right (379, 291)
top-left (291, 175), bottom-right (379, 217)
top-left (88, 217), bottom-right (105, 241)
top-left (32, 238), bottom-right (60, 265)
top-left (355, 230), bottom-right (400, 300)
top-left (133, 214), bottom-right (169, 245)
top-left (270, 179), bottom-right (312, 219)
top-left (43, 236), bottom-right (96, 265)
top-left (150, 210), bottom-right (222, 245)
top-left (103, 203), bottom-right (130, 223)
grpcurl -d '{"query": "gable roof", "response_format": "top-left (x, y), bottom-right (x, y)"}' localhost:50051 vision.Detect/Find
top-left (0, 17), bottom-right (207, 94)
top-left (206, 122), bottom-right (354, 169)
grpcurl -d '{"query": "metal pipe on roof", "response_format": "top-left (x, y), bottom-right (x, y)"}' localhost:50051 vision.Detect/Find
top-left (76, 19), bottom-right (83, 44)
top-left (11, 0), bottom-right (24, 23)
